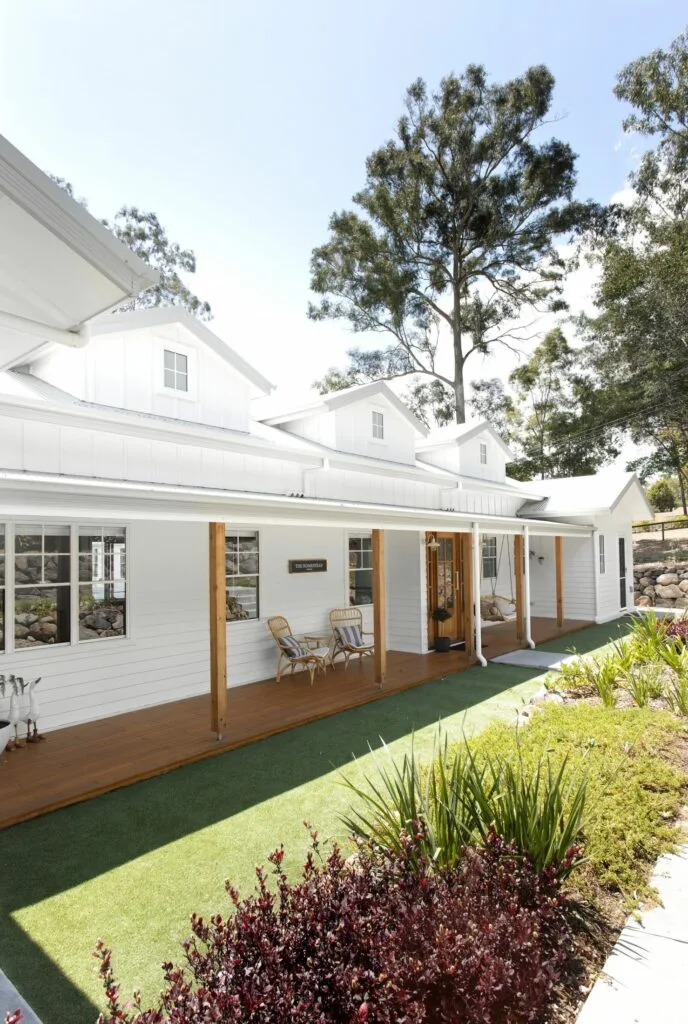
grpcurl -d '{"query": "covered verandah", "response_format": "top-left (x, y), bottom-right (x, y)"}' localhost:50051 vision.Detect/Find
top-left (0, 615), bottom-right (590, 829)
top-left (0, 475), bottom-right (593, 828)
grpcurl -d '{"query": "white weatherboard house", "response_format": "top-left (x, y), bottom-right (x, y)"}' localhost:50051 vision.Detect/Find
top-left (0, 135), bottom-right (652, 741)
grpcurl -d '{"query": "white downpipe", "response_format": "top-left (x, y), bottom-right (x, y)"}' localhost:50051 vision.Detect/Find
top-left (472, 521), bottom-right (487, 667)
top-left (523, 525), bottom-right (535, 648)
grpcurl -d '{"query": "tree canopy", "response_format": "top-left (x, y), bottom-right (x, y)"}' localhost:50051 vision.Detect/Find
top-left (581, 29), bottom-right (688, 501)
top-left (50, 178), bottom-right (212, 320)
top-left (310, 64), bottom-right (592, 422)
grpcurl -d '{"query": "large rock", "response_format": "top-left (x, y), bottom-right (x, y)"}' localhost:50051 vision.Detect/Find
top-left (657, 573), bottom-right (680, 585)
top-left (679, 581), bottom-right (688, 593)
top-left (635, 595), bottom-right (653, 607)
top-left (656, 584), bottom-right (683, 601)
top-left (673, 597), bottom-right (688, 609)
top-left (643, 586), bottom-right (656, 597)
top-left (15, 612), bottom-right (37, 627)
top-left (29, 622), bottom-right (57, 641)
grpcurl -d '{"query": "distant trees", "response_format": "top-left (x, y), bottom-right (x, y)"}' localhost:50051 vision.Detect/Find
top-left (646, 477), bottom-right (678, 513)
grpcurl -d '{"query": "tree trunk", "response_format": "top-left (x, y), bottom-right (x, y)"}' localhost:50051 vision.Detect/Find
top-left (677, 464), bottom-right (688, 515)
top-left (452, 273), bottom-right (466, 423)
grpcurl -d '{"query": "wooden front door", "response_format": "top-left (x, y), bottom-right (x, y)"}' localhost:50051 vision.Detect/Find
top-left (427, 533), bottom-right (465, 647)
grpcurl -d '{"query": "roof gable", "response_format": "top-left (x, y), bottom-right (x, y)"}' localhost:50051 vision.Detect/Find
top-left (260, 380), bottom-right (428, 436)
top-left (416, 420), bottom-right (515, 459)
top-left (90, 308), bottom-right (274, 396)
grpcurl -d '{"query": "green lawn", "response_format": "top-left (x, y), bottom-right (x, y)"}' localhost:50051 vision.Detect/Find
top-left (0, 620), bottom-right (631, 1024)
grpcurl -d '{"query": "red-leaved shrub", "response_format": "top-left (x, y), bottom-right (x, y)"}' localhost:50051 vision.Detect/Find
top-left (666, 617), bottom-right (688, 644)
top-left (95, 828), bottom-right (574, 1024)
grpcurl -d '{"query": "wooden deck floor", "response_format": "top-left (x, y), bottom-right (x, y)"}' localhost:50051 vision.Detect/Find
top-left (0, 617), bottom-right (590, 829)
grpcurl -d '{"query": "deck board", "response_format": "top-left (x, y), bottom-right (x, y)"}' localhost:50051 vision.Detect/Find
top-left (0, 617), bottom-right (590, 829)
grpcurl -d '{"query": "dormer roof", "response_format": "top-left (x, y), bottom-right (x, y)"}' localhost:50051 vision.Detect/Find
top-left (416, 420), bottom-right (515, 459)
top-left (258, 380), bottom-right (428, 436)
top-left (90, 307), bottom-right (274, 396)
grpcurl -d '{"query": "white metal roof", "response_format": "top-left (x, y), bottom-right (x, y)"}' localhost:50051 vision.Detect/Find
top-left (517, 471), bottom-right (652, 519)
top-left (0, 469), bottom-right (593, 538)
top-left (0, 135), bottom-right (159, 370)
top-left (258, 380), bottom-right (428, 436)
top-left (90, 308), bottom-right (274, 396)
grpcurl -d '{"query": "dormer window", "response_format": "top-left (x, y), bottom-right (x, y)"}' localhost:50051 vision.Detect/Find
top-left (479, 442), bottom-right (487, 465)
top-left (164, 350), bottom-right (188, 392)
top-left (372, 410), bottom-right (384, 440)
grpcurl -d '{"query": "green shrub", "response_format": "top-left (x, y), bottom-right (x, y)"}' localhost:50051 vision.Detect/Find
top-left (627, 611), bottom-right (670, 664)
top-left (343, 736), bottom-right (588, 882)
top-left (467, 705), bottom-right (687, 902)
top-left (666, 675), bottom-right (688, 716)
top-left (647, 477), bottom-right (678, 512)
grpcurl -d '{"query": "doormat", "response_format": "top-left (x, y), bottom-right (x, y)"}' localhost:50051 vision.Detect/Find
top-left (490, 649), bottom-right (574, 670)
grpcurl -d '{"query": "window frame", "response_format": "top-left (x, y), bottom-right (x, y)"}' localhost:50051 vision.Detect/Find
top-left (0, 522), bottom-right (129, 655)
top-left (348, 534), bottom-right (374, 607)
top-left (225, 528), bottom-right (260, 622)
top-left (479, 442), bottom-right (488, 465)
top-left (482, 536), bottom-right (498, 580)
top-left (598, 534), bottom-right (606, 575)
top-left (163, 349), bottom-right (189, 392)
top-left (157, 339), bottom-right (198, 401)
top-left (371, 409), bottom-right (385, 442)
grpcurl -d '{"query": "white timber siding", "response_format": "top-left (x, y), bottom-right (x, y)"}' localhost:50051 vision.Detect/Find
top-left (334, 396), bottom-right (417, 465)
top-left (528, 534), bottom-right (596, 621)
top-left (385, 530), bottom-right (426, 653)
top-left (2, 520), bottom-right (210, 733)
top-left (31, 324), bottom-right (254, 431)
top-left (0, 414), bottom-right (305, 494)
top-left (595, 508), bottom-right (634, 622)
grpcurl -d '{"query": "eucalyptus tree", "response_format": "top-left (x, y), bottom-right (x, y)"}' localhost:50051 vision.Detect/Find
top-left (310, 64), bottom-right (591, 422)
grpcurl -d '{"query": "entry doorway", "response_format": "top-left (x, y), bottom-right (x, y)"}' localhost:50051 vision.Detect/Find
top-left (619, 537), bottom-right (628, 609)
top-left (426, 532), bottom-right (467, 649)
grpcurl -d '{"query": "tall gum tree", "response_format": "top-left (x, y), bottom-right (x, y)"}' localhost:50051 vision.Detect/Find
top-left (309, 65), bottom-right (592, 423)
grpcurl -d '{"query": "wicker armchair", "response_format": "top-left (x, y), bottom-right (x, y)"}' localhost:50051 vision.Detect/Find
top-left (267, 616), bottom-right (330, 685)
top-left (329, 607), bottom-right (375, 669)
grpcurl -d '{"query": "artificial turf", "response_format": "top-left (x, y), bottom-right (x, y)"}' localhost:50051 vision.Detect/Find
top-left (0, 621), bottom-right (630, 1024)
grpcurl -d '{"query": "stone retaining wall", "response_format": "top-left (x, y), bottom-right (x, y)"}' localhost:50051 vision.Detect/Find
top-left (633, 562), bottom-right (688, 609)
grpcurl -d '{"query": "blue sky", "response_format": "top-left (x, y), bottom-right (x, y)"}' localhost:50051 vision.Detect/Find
top-left (0, 0), bottom-right (685, 397)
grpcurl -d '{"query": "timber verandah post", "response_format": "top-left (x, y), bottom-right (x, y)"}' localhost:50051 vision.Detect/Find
top-left (555, 535), bottom-right (565, 627)
top-left (209, 522), bottom-right (228, 739)
top-left (372, 529), bottom-right (387, 687)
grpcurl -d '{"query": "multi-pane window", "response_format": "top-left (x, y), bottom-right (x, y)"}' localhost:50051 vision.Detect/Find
top-left (599, 535), bottom-right (606, 575)
top-left (372, 410), bottom-right (384, 440)
top-left (0, 526), bottom-right (4, 653)
top-left (163, 349), bottom-right (188, 392)
top-left (349, 536), bottom-right (373, 605)
top-left (78, 526), bottom-right (127, 640)
top-left (14, 524), bottom-right (71, 647)
top-left (480, 442), bottom-right (488, 465)
top-left (482, 536), bottom-right (498, 579)
top-left (226, 530), bottom-right (259, 620)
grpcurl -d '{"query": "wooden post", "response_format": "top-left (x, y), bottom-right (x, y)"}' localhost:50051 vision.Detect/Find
top-left (514, 534), bottom-right (525, 645)
top-left (555, 535), bottom-right (564, 627)
top-left (461, 532), bottom-right (475, 659)
top-left (209, 522), bottom-right (228, 739)
top-left (372, 529), bottom-right (387, 687)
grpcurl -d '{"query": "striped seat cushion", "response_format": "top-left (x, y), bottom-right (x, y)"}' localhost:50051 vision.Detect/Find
top-left (278, 635), bottom-right (309, 659)
top-left (335, 624), bottom-right (367, 649)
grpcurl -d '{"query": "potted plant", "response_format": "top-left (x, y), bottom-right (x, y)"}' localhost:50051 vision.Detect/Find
top-left (431, 608), bottom-right (452, 652)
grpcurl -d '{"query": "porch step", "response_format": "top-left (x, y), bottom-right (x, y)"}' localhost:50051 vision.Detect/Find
top-left (489, 649), bottom-right (573, 670)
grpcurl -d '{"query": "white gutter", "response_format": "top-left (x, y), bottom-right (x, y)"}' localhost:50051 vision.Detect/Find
top-left (472, 521), bottom-right (487, 667)
top-left (523, 524), bottom-right (535, 649)
top-left (0, 470), bottom-right (596, 537)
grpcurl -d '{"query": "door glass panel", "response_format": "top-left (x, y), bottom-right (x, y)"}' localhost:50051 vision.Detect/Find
top-left (619, 538), bottom-right (627, 609)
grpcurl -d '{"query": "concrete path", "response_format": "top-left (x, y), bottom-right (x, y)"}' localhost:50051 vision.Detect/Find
top-left (0, 969), bottom-right (43, 1023)
top-left (490, 649), bottom-right (573, 670)
top-left (577, 845), bottom-right (688, 1023)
